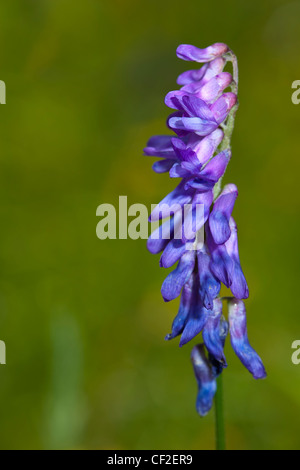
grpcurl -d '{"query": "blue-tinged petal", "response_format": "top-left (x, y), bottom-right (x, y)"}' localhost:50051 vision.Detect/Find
top-left (191, 344), bottom-right (217, 417)
top-left (202, 299), bottom-right (227, 364)
top-left (199, 150), bottom-right (231, 182)
top-left (152, 159), bottom-right (176, 174)
top-left (179, 297), bottom-right (210, 346)
top-left (171, 137), bottom-right (202, 166)
top-left (206, 223), bottom-right (234, 288)
top-left (165, 274), bottom-right (195, 340)
top-left (169, 163), bottom-right (191, 179)
top-left (209, 184), bottom-right (238, 245)
top-left (209, 317), bottom-right (229, 378)
top-left (228, 299), bottom-right (266, 379)
top-left (197, 248), bottom-right (221, 310)
top-left (168, 116), bottom-right (217, 136)
top-left (149, 180), bottom-right (193, 221)
top-left (225, 217), bottom-right (249, 299)
top-left (167, 93), bottom-right (215, 121)
top-left (184, 178), bottom-right (215, 192)
top-left (166, 111), bottom-right (189, 137)
top-left (196, 381), bottom-right (217, 417)
top-left (165, 90), bottom-right (185, 111)
top-left (144, 135), bottom-right (177, 159)
top-left (181, 191), bottom-right (213, 243)
top-left (160, 238), bottom-right (189, 269)
top-left (182, 150), bottom-right (231, 190)
top-left (230, 262), bottom-right (249, 300)
top-left (161, 251), bottom-right (196, 302)
top-left (147, 211), bottom-right (182, 254)
top-left (181, 161), bottom-right (200, 173)
top-left (165, 90), bottom-right (188, 110)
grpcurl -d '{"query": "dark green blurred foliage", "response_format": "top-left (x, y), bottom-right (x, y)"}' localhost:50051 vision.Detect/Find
top-left (0, 0), bottom-right (299, 450)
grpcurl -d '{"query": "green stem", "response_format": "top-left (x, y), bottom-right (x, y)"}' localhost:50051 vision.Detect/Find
top-left (213, 51), bottom-right (239, 201)
top-left (215, 374), bottom-right (226, 450)
top-left (213, 50), bottom-right (239, 452)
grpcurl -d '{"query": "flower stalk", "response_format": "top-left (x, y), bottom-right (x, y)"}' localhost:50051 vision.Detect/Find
top-left (213, 51), bottom-right (239, 201)
top-left (215, 374), bottom-right (225, 451)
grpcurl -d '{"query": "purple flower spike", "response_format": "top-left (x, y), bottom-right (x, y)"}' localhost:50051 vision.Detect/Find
top-left (177, 43), bottom-right (229, 63)
top-left (225, 217), bottom-right (249, 299)
top-left (228, 299), bottom-right (267, 380)
top-left (202, 299), bottom-right (227, 364)
top-left (209, 184), bottom-right (238, 245)
top-left (161, 251), bottom-right (196, 302)
top-left (191, 344), bottom-right (217, 417)
top-left (145, 43), bottom-right (265, 417)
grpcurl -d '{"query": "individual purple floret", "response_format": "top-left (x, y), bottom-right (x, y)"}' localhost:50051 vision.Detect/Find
top-left (209, 184), bottom-right (238, 245)
top-left (191, 344), bottom-right (217, 417)
top-left (167, 93), bottom-right (237, 136)
top-left (177, 43), bottom-right (229, 63)
top-left (144, 42), bottom-right (266, 417)
top-left (202, 298), bottom-right (227, 365)
top-left (228, 299), bottom-right (266, 380)
top-left (177, 57), bottom-right (226, 87)
top-left (209, 316), bottom-right (229, 378)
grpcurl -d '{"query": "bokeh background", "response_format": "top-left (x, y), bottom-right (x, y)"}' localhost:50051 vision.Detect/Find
top-left (0, 0), bottom-right (299, 450)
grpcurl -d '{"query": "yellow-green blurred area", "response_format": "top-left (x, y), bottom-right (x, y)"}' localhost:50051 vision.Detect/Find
top-left (0, 0), bottom-right (299, 450)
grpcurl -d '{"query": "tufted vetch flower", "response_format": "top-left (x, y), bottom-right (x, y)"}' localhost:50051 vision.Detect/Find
top-left (144, 42), bottom-right (266, 417)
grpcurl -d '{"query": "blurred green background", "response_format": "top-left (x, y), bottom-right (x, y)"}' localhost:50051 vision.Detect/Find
top-left (0, 0), bottom-right (299, 450)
